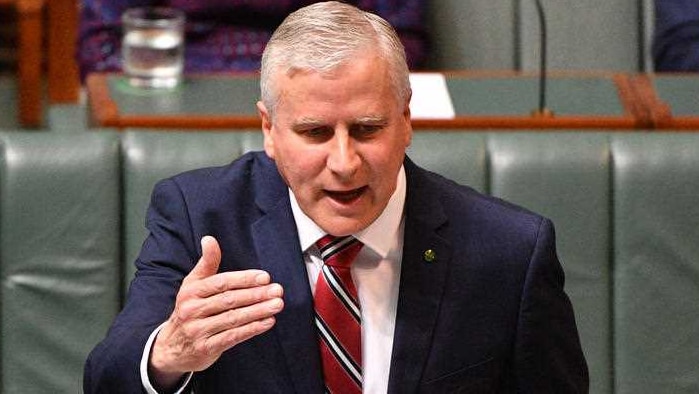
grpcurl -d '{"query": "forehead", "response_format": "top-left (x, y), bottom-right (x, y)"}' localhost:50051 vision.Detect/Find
top-left (274, 55), bottom-right (399, 118)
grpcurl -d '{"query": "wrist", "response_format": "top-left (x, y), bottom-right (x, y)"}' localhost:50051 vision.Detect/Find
top-left (149, 327), bottom-right (187, 391)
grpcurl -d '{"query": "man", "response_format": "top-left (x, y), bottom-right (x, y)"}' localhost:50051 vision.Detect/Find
top-left (84, 2), bottom-right (588, 393)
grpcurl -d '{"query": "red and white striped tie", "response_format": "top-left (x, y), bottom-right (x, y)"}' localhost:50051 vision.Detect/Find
top-left (314, 235), bottom-right (363, 394)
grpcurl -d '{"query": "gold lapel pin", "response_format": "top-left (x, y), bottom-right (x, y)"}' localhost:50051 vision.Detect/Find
top-left (423, 249), bottom-right (436, 263)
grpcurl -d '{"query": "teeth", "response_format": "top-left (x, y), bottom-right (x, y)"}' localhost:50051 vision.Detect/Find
top-left (328, 187), bottom-right (363, 200)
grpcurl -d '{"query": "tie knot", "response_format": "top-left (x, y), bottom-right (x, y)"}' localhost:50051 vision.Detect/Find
top-left (316, 235), bottom-right (363, 268)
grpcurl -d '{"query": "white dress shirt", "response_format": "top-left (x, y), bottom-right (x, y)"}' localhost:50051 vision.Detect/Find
top-left (141, 166), bottom-right (406, 394)
top-left (290, 165), bottom-right (405, 394)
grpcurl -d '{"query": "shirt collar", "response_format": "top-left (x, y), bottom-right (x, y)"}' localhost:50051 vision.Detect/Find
top-left (290, 165), bottom-right (406, 259)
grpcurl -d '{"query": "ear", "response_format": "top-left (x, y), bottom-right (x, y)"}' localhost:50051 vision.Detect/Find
top-left (402, 90), bottom-right (413, 147)
top-left (257, 101), bottom-right (275, 160)
top-left (403, 89), bottom-right (413, 121)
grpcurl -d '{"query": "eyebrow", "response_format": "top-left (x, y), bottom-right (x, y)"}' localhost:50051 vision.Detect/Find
top-left (291, 118), bottom-right (326, 132)
top-left (291, 115), bottom-right (389, 131)
top-left (355, 115), bottom-right (388, 124)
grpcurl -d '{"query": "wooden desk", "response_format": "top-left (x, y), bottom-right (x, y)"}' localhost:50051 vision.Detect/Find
top-left (3, 0), bottom-right (45, 127)
top-left (87, 71), bottom-right (646, 130)
top-left (47, 0), bottom-right (80, 104)
top-left (2, 0), bottom-right (79, 127)
top-left (417, 71), bottom-right (643, 130)
top-left (87, 73), bottom-right (261, 129)
top-left (635, 74), bottom-right (699, 130)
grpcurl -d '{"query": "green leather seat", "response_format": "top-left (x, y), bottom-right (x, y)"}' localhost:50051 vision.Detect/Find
top-left (121, 130), bottom-right (263, 291)
top-left (488, 132), bottom-right (613, 394)
top-left (427, 0), bottom-right (645, 71)
top-left (0, 132), bottom-right (120, 393)
top-left (613, 134), bottom-right (699, 393)
top-left (407, 131), bottom-right (487, 192)
top-left (1, 130), bottom-right (698, 393)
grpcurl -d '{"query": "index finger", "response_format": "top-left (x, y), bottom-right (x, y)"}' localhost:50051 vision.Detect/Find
top-left (194, 269), bottom-right (273, 299)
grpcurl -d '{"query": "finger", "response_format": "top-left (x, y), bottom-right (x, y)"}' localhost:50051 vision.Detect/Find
top-left (203, 297), bottom-right (284, 338)
top-left (188, 236), bottom-right (222, 281)
top-left (188, 283), bottom-right (283, 319)
top-left (193, 269), bottom-right (272, 299)
top-left (204, 316), bottom-right (278, 357)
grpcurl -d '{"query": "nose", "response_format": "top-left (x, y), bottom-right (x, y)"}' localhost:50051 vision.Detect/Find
top-left (327, 129), bottom-right (361, 180)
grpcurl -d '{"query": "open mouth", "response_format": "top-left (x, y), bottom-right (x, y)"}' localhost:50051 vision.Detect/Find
top-left (325, 186), bottom-right (368, 204)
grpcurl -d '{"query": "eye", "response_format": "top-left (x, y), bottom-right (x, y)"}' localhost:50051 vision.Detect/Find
top-left (308, 126), bottom-right (330, 136)
top-left (357, 124), bottom-right (380, 133)
top-left (351, 123), bottom-right (384, 138)
top-left (297, 125), bottom-right (333, 141)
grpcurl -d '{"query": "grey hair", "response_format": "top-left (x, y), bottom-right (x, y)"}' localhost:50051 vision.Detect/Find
top-left (260, 1), bottom-right (411, 118)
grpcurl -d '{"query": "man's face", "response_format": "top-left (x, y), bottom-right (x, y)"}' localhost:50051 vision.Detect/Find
top-left (258, 53), bottom-right (412, 236)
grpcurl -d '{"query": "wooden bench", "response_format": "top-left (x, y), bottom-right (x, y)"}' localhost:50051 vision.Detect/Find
top-left (1, 0), bottom-right (79, 128)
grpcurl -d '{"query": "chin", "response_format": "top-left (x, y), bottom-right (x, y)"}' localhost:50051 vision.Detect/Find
top-left (318, 217), bottom-right (369, 237)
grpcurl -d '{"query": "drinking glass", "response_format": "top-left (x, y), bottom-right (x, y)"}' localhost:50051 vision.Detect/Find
top-left (121, 7), bottom-right (185, 89)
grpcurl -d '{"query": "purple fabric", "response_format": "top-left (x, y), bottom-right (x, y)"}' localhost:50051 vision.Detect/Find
top-left (77, 0), bottom-right (429, 82)
top-left (653, 0), bottom-right (699, 72)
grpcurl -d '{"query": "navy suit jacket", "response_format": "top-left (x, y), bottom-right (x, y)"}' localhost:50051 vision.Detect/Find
top-left (84, 152), bottom-right (588, 393)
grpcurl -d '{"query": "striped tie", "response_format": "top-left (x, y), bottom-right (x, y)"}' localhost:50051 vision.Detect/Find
top-left (314, 235), bottom-right (363, 394)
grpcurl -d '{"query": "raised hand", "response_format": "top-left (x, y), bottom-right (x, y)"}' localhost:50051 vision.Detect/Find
top-left (149, 236), bottom-right (284, 389)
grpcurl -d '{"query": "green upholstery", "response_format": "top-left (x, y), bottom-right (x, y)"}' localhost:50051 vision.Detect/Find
top-left (613, 134), bottom-right (699, 393)
top-left (426, 2), bottom-right (516, 69)
top-left (427, 0), bottom-right (649, 71)
top-left (488, 133), bottom-right (612, 394)
top-left (0, 133), bottom-right (120, 393)
top-left (121, 130), bottom-right (263, 290)
top-left (407, 132), bottom-right (487, 193)
top-left (1, 130), bottom-right (698, 393)
top-left (518, 0), bottom-right (642, 71)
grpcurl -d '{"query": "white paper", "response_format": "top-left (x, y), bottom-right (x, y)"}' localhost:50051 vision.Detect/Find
top-left (408, 73), bottom-right (455, 119)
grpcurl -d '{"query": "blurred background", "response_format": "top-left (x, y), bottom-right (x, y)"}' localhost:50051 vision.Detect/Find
top-left (0, 0), bottom-right (668, 130)
top-left (0, 2), bottom-right (698, 394)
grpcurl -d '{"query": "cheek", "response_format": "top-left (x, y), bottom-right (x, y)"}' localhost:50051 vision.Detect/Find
top-left (373, 136), bottom-right (407, 168)
top-left (276, 146), bottom-right (326, 186)
top-left (368, 142), bottom-right (405, 189)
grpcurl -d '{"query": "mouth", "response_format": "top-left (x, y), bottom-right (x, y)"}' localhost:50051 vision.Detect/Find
top-left (325, 186), bottom-right (368, 204)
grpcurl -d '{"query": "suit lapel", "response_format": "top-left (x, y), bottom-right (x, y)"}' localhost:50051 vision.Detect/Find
top-left (248, 156), bottom-right (452, 393)
top-left (251, 158), bottom-right (324, 393)
top-left (388, 160), bottom-right (452, 393)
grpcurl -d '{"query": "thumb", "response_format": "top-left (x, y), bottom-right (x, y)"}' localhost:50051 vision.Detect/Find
top-left (188, 236), bottom-right (222, 280)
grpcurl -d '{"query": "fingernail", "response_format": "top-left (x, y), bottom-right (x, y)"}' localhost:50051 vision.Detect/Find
top-left (255, 272), bottom-right (270, 285)
top-left (270, 298), bottom-right (283, 312)
top-left (261, 317), bottom-right (276, 328)
top-left (268, 284), bottom-right (283, 297)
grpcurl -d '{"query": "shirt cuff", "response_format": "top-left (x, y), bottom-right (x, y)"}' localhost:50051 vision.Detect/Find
top-left (140, 322), bottom-right (194, 394)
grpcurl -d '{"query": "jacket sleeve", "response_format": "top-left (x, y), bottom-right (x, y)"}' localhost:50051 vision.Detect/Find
top-left (84, 178), bottom-right (199, 393)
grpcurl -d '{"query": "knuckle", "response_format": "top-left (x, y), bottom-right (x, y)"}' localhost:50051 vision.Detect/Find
top-left (176, 284), bottom-right (195, 301)
top-left (222, 291), bottom-right (240, 309)
top-left (177, 302), bottom-right (197, 321)
top-left (223, 326), bottom-right (253, 348)
top-left (201, 338), bottom-right (218, 356)
top-left (227, 310), bottom-right (243, 327)
top-left (180, 323), bottom-right (198, 340)
top-left (211, 276), bottom-right (227, 294)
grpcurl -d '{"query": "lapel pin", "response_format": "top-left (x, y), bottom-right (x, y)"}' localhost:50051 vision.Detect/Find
top-left (423, 249), bottom-right (436, 263)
